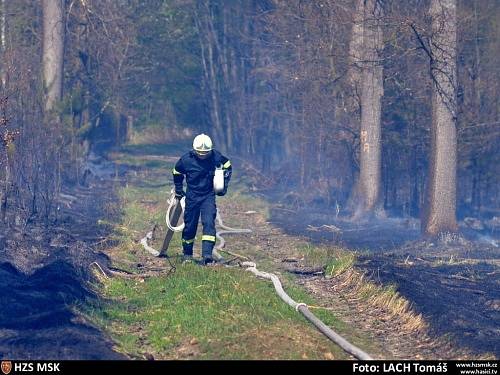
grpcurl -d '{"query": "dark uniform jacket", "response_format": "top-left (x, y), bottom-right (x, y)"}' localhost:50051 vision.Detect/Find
top-left (172, 150), bottom-right (232, 196)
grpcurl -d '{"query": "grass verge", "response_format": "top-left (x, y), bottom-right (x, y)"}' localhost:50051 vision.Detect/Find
top-left (86, 143), bottom-right (355, 359)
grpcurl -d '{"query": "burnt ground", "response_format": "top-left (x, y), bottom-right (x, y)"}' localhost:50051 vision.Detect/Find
top-left (270, 205), bottom-right (500, 358)
top-left (0, 160), bottom-right (126, 359)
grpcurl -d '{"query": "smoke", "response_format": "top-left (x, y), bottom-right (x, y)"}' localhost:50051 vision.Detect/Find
top-left (478, 235), bottom-right (499, 248)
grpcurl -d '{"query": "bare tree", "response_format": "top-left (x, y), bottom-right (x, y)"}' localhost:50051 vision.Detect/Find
top-left (422, 0), bottom-right (458, 236)
top-left (42, 0), bottom-right (64, 112)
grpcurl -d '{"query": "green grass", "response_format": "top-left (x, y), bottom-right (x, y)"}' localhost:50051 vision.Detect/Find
top-left (89, 264), bottom-right (348, 359)
top-left (325, 252), bottom-right (357, 278)
top-left (87, 141), bottom-right (359, 359)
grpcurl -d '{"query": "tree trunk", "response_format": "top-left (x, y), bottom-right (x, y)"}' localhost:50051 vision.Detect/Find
top-left (1, 0), bottom-right (6, 89)
top-left (42, 0), bottom-right (64, 112)
top-left (348, 0), bottom-right (364, 89)
top-left (422, 0), bottom-right (458, 236)
top-left (350, 0), bottom-right (385, 219)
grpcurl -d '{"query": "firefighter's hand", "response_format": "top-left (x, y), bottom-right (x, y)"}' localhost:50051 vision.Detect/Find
top-left (216, 187), bottom-right (227, 197)
top-left (175, 190), bottom-right (185, 199)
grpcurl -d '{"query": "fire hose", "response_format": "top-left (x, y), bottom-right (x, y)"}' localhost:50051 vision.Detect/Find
top-left (140, 190), bottom-right (373, 360)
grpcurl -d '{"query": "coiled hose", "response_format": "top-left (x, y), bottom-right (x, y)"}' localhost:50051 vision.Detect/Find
top-left (141, 190), bottom-right (184, 257)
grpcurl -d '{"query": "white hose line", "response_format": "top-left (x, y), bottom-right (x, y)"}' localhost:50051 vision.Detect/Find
top-left (141, 231), bottom-right (159, 257)
top-left (213, 209), bottom-right (252, 260)
top-left (241, 261), bottom-right (373, 360)
top-left (141, 189), bottom-right (184, 256)
top-left (140, 189), bottom-right (251, 259)
top-left (165, 193), bottom-right (185, 232)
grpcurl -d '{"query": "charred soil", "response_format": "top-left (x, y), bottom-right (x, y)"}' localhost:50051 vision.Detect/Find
top-left (0, 166), bottom-right (126, 359)
top-left (269, 204), bottom-right (499, 358)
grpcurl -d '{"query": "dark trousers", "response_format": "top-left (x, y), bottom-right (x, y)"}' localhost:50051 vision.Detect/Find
top-left (182, 191), bottom-right (217, 259)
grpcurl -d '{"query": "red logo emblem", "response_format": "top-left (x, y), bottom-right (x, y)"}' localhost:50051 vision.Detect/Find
top-left (0, 361), bottom-right (12, 375)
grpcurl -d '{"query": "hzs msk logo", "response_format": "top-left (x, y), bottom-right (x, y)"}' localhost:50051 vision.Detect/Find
top-left (1, 361), bottom-right (12, 375)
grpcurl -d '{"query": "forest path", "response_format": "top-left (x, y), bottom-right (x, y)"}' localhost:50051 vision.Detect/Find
top-left (98, 143), bottom-right (493, 360)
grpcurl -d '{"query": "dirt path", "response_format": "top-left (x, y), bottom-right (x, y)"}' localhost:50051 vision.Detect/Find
top-left (0, 170), bottom-right (126, 359)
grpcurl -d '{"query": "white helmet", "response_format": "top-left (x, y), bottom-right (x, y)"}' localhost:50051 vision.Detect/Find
top-left (193, 134), bottom-right (213, 158)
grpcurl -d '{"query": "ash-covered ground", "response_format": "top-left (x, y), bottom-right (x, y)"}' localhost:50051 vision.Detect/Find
top-left (0, 156), bottom-right (126, 359)
top-left (270, 204), bottom-right (500, 358)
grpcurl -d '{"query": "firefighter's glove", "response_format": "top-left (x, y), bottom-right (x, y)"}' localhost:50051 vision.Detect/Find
top-left (175, 190), bottom-right (185, 199)
top-left (216, 187), bottom-right (227, 197)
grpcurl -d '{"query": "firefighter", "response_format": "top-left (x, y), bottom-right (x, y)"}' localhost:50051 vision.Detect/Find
top-left (172, 134), bottom-right (232, 265)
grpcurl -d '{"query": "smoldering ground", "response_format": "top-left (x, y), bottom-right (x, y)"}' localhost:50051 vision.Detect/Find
top-left (269, 200), bottom-right (499, 358)
top-left (0, 157), bottom-right (126, 359)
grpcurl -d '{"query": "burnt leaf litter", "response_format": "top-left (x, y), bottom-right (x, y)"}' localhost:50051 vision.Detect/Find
top-left (0, 156), bottom-right (126, 359)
